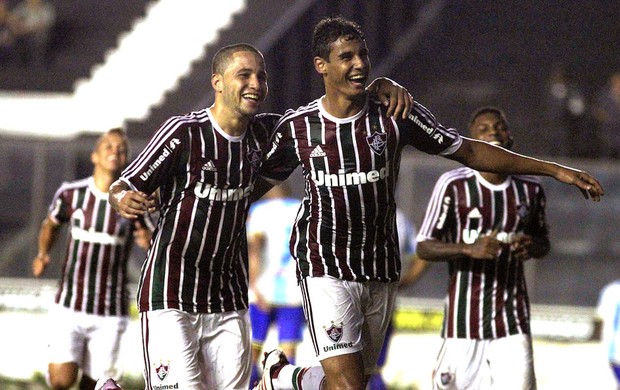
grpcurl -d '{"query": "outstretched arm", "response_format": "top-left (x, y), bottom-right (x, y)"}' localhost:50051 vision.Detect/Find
top-left (449, 138), bottom-right (604, 201)
top-left (32, 216), bottom-right (61, 277)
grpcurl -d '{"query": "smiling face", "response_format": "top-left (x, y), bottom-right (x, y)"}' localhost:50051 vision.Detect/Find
top-left (469, 111), bottom-right (513, 150)
top-left (213, 50), bottom-right (267, 119)
top-left (314, 36), bottom-right (370, 100)
top-left (91, 129), bottom-right (128, 176)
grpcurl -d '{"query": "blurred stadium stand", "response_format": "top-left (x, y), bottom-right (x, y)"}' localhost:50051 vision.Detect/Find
top-left (0, 0), bottom-right (152, 91)
top-left (0, 0), bottom-right (618, 308)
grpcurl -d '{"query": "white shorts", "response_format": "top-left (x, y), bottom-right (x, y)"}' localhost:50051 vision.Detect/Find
top-left (432, 334), bottom-right (536, 390)
top-left (300, 276), bottom-right (397, 376)
top-left (141, 309), bottom-right (251, 390)
top-left (47, 304), bottom-right (128, 379)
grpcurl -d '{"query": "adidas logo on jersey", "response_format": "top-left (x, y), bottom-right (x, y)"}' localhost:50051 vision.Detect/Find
top-left (310, 145), bottom-right (326, 158)
top-left (202, 160), bottom-right (216, 172)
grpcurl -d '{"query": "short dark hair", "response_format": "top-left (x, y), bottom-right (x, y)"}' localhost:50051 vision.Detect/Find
top-left (212, 43), bottom-right (263, 74)
top-left (312, 16), bottom-right (365, 60)
top-left (468, 106), bottom-right (509, 130)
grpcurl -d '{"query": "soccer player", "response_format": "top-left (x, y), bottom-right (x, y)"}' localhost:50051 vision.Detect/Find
top-left (108, 43), bottom-right (277, 390)
top-left (32, 128), bottom-right (152, 390)
top-left (253, 16), bottom-right (603, 390)
top-left (417, 106), bottom-right (550, 389)
top-left (247, 183), bottom-right (305, 386)
top-left (108, 42), bottom-right (412, 389)
top-left (596, 279), bottom-right (620, 387)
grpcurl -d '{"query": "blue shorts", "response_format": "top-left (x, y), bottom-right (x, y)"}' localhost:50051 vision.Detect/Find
top-left (249, 304), bottom-right (305, 344)
top-left (612, 362), bottom-right (620, 384)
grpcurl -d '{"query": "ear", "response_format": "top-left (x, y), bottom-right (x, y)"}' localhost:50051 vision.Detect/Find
top-left (90, 150), bottom-right (98, 165)
top-left (314, 56), bottom-right (327, 76)
top-left (211, 73), bottom-right (222, 93)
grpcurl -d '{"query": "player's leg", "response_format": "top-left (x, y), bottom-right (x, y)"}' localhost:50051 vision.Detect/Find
top-left (251, 303), bottom-right (274, 385)
top-left (46, 305), bottom-right (84, 389)
top-left (84, 314), bottom-right (128, 389)
top-left (360, 281), bottom-right (398, 389)
top-left (200, 309), bottom-right (252, 389)
top-left (302, 276), bottom-right (366, 388)
top-left (252, 349), bottom-right (325, 390)
top-left (487, 334), bottom-right (536, 390)
top-left (611, 362), bottom-right (620, 388)
top-left (141, 309), bottom-right (205, 389)
top-left (275, 306), bottom-right (306, 364)
top-left (254, 279), bottom-right (395, 390)
top-left (432, 338), bottom-right (489, 390)
top-left (367, 316), bottom-right (395, 390)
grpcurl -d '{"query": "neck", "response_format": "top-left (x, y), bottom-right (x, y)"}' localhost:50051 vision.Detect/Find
top-left (209, 104), bottom-right (249, 137)
top-left (322, 91), bottom-right (366, 118)
top-left (92, 170), bottom-right (117, 193)
top-left (479, 171), bottom-right (508, 185)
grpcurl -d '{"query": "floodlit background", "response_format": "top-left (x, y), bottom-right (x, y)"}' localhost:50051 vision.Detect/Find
top-left (0, 0), bottom-right (619, 389)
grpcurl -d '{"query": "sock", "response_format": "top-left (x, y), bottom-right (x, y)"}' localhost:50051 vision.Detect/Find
top-left (274, 365), bottom-right (326, 390)
top-left (250, 363), bottom-right (261, 388)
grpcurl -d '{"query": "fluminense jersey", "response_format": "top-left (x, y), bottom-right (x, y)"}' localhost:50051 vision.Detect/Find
top-left (260, 96), bottom-right (461, 282)
top-left (120, 108), bottom-right (278, 314)
top-left (417, 167), bottom-right (549, 339)
top-left (49, 177), bottom-right (135, 316)
top-left (247, 196), bottom-right (302, 306)
top-left (597, 280), bottom-right (620, 364)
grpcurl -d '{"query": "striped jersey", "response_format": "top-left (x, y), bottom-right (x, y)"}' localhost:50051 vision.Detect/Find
top-left (49, 177), bottom-right (136, 316)
top-left (417, 167), bottom-right (549, 339)
top-left (260, 96), bottom-right (462, 282)
top-left (120, 108), bottom-right (278, 314)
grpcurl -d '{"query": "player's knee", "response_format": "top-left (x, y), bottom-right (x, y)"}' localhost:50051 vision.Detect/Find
top-left (48, 375), bottom-right (77, 390)
top-left (47, 364), bottom-right (79, 390)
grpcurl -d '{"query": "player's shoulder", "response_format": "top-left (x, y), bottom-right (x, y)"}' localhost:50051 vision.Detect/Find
top-left (58, 177), bottom-right (90, 192)
top-left (439, 167), bottom-right (475, 183)
top-left (251, 112), bottom-right (282, 133)
top-left (512, 174), bottom-right (544, 186)
top-left (278, 99), bottom-right (321, 125)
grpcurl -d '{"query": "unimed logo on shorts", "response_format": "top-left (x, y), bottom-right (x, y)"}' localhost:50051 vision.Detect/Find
top-left (323, 321), bottom-right (354, 352)
top-left (153, 361), bottom-right (179, 389)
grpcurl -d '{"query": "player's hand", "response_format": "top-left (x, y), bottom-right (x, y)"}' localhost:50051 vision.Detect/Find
top-left (145, 191), bottom-right (160, 213)
top-left (465, 230), bottom-right (502, 260)
top-left (32, 254), bottom-right (50, 277)
top-left (113, 189), bottom-right (152, 219)
top-left (366, 77), bottom-right (413, 119)
top-left (511, 233), bottom-right (533, 261)
top-left (133, 220), bottom-right (152, 250)
top-left (554, 165), bottom-right (604, 201)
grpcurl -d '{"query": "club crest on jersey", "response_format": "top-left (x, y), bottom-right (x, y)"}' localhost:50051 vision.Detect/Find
top-left (440, 372), bottom-right (453, 385)
top-left (155, 360), bottom-right (170, 381)
top-left (517, 203), bottom-right (530, 220)
top-left (324, 321), bottom-right (344, 343)
top-left (246, 144), bottom-right (263, 171)
top-left (366, 132), bottom-right (387, 155)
